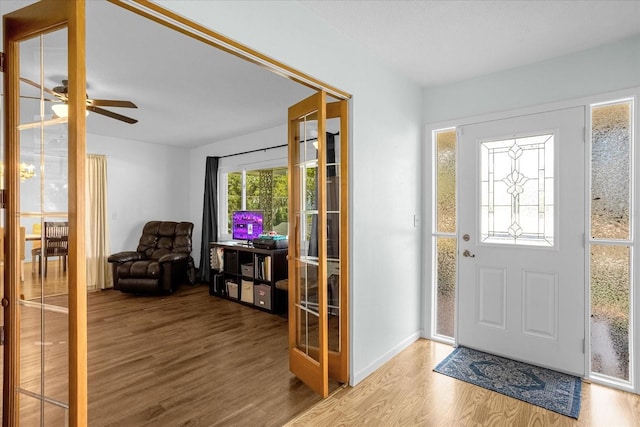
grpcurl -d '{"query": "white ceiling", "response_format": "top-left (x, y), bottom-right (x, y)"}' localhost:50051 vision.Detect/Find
top-left (300, 0), bottom-right (640, 87)
top-left (3, 1), bottom-right (640, 149)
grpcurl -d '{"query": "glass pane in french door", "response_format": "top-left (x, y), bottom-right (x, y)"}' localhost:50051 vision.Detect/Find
top-left (0, 97), bottom-right (4, 421)
top-left (18, 27), bottom-right (70, 424)
top-left (295, 114), bottom-right (321, 360)
top-left (325, 117), bottom-right (340, 353)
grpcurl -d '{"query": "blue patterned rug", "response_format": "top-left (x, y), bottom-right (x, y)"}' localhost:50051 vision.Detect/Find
top-left (433, 346), bottom-right (582, 419)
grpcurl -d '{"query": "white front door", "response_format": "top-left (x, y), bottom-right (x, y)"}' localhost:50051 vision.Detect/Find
top-left (457, 107), bottom-right (585, 376)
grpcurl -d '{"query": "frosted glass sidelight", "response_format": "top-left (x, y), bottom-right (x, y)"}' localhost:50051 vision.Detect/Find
top-left (591, 102), bottom-right (631, 240)
top-left (590, 244), bottom-right (630, 381)
top-left (480, 134), bottom-right (554, 246)
top-left (436, 130), bottom-right (456, 233)
top-left (435, 237), bottom-right (456, 338)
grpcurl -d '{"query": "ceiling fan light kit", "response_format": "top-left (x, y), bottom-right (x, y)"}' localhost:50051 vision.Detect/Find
top-left (21, 77), bottom-right (138, 124)
top-left (51, 103), bottom-right (89, 118)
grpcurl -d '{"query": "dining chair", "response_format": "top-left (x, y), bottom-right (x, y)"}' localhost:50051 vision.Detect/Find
top-left (33, 221), bottom-right (69, 277)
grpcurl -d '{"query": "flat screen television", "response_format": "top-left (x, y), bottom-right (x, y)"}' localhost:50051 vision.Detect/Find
top-left (232, 210), bottom-right (264, 241)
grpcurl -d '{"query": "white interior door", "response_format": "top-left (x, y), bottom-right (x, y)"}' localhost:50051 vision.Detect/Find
top-left (457, 107), bottom-right (586, 376)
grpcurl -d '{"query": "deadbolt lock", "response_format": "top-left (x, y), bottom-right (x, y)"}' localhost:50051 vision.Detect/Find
top-left (463, 234), bottom-right (470, 241)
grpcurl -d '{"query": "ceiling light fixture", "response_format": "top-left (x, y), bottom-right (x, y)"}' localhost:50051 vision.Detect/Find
top-left (51, 104), bottom-right (89, 118)
top-left (0, 163), bottom-right (36, 182)
top-left (19, 163), bottom-right (36, 181)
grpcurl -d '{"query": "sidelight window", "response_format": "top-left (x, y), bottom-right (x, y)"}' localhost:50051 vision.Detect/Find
top-left (589, 98), bottom-right (634, 386)
top-left (432, 128), bottom-right (457, 340)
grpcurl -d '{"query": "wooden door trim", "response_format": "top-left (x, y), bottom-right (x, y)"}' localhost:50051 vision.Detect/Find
top-left (3, 0), bottom-right (87, 425)
top-left (288, 92), bottom-right (329, 398)
top-left (326, 100), bottom-right (349, 383)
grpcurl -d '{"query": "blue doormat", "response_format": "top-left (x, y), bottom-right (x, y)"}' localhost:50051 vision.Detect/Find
top-left (433, 346), bottom-right (582, 419)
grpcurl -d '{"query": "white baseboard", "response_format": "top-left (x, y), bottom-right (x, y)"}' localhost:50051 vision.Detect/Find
top-left (351, 330), bottom-right (422, 386)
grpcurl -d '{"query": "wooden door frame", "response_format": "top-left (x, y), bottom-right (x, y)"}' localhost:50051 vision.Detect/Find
top-left (326, 100), bottom-right (349, 383)
top-left (288, 91), bottom-right (329, 397)
top-left (3, 0), bottom-right (87, 424)
top-left (107, 0), bottom-right (352, 389)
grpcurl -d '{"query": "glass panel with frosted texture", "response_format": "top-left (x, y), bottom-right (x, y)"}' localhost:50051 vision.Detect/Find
top-left (591, 102), bottom-right (631, 240)
top-left (436, 130), bottom-right (456, 233)
top-left (590, 244), bottom-right (630, 381)
top-left (435, 237), bottom-right (457, 338)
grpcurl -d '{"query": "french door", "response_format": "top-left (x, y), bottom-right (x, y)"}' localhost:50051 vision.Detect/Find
top-left (457, 107), bottom-right (586, 375)
top-left (287, 92), bottom-right (349, 396)
top-left (3, 0), bottom-right (87, 425)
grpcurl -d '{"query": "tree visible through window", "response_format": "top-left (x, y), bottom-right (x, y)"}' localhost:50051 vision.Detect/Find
top-left (226, 167), bottom-right (288, 234)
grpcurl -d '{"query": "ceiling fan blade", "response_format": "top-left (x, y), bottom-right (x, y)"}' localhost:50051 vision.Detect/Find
top-left (87, 106), bottom-right (138, 124)
top-left (20, 77), bottom-right (65, 100)
top-left (20, 95), bottom-right (57, 102)
top-left (87, 99), bottom-right (137, 108)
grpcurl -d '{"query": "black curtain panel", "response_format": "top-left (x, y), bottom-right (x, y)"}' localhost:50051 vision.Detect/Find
top-left (199, 156), bottom-right (220, 282)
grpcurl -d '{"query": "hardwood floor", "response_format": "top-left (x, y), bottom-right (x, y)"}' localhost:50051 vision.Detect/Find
top-left (5, 265), bottom-right (334, 425)
top-left (287, 339), bottom-right (640, 427)
top-left (87, 285), bottom-right (334, 426)
top-left (5, 263), bottom-right (640, 426)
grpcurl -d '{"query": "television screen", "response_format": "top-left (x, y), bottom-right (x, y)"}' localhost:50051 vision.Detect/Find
top-left (232, 210), bottom-right (264, 240)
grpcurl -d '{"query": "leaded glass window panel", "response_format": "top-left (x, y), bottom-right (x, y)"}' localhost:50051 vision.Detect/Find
top-left (480, 134), bottom-right (554, 246)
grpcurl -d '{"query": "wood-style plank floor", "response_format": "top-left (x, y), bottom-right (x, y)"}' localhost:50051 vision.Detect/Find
top-left (87, 284), bottom-right (333, 426)
top-left (5, 263), bottom-right (640, 426)
top-left (4, 264), bottom-right (333, 426)
top-left (288, 339), bottom-right (640, 427)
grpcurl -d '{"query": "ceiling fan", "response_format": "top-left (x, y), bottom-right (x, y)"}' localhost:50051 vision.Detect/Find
top-left (20, 77), bottom-right (138, 124)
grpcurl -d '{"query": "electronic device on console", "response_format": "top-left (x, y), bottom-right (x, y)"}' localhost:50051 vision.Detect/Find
top-left (232, 210), bottom-right (264, 246)
top-left (252, 233), bottom-right (288, 250)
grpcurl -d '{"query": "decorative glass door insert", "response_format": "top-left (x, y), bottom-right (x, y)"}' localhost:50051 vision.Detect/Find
top-left (480, 134), bottom-right (554, 246)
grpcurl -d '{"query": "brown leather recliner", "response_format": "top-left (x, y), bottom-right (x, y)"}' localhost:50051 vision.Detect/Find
top-left (108, 221), bottom-right (195, 294)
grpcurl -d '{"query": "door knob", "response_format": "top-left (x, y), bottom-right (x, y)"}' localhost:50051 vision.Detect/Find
top-left (462, 249), bottom-right (475, 258)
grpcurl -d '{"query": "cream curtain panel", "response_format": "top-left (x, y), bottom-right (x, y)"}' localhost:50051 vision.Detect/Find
top-left (86, 154), bottom-right (111, 290)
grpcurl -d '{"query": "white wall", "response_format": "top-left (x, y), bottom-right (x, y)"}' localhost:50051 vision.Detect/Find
top-left (87, 133), bottom-right (190, 254)
top-left (160, 0), bottom-right (425, 385)
top-left (423, 34), bottom-right (640, 124)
